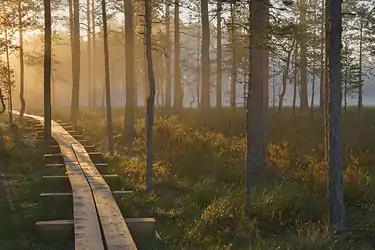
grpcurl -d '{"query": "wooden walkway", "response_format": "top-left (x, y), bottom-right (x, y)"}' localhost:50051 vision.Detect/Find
top-left (13, 112), bottom-right (147, 250)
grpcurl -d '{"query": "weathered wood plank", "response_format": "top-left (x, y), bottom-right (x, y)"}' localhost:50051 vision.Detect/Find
top-left (72, 144), bottom-right (137, 250)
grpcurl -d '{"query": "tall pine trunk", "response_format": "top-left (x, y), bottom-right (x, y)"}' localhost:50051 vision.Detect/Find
top-left (325, 0), bottom-right (346, 233)
top-left (165, 1), bottom-right (171, 110)
top-left (87, 0), bottom-right (92, 109)
top-left (358, 19), bottom-right (363, 114)
top-left (319, 0), bottom-right (325, 110)
top-left (216, 1), bottom-right (222, 109)
top-left (229, 2), bottom-right (236, 134)
top-left (101, 0), bottom-right (114, 154)
top-left (44, 0), bottom-right (52, 142)
top-left (4, 21), bottom-right (13, 126)
top-left (299, 8), bottom-right (308, 109)
top-left (145, 0), bottom-right (155, 193)
top-left (92, 0), bottom-right (96, 108)
top-left (293, 45), bottom-right (298, 117)
top-left (70, 0), bottom-right (80, 122)
top-left (123, 0), bottom-right (136, 137)
top-left (18, 0), bottom-right (26, 119)
top-left (174, 0), bottom-right (182, 111)
top-left (246, 0), bottom-right (268, 218)
top-left (201, 0), bottom-right (210, 124)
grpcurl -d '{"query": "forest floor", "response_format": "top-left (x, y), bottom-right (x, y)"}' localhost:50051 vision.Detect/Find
top-left (2, 107), bottom-right (375, 249)
top-left (0, 115), bottom-right (73, 250)
top-left (49, 106), bottom-right (375, 249)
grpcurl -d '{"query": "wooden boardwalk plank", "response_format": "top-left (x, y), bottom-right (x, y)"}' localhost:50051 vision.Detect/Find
top-left (72, 144), bottom-right (137, 250)
top-left (16, 112), bottom-right (105, 250)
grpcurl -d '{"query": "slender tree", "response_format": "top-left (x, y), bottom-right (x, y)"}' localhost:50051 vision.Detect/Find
top-left (87, 0), bottom-right (92, 109)
top-left (123, 0), bottom-right (136, 137)
top-left (201, 0), bottom-right (210, 123)
top-left (70, 0), bottom-right (80, 122)
top-left (246, 0), bottom-right (269, 217)
top-left (145, 0), bottom-right (156, 193)
top-left (325, 0), bottom-right (347, 233)
top-left (44, 0), bottom-right (52, 141)
top-left (174, 0), bottom-right (183, 111)
top-left (216, 0), bottom-right (222, 109)
top-left (92, 0), bottom-right (96, 108)
top-left (101, 0), bottom-right (114, 154)
top-left (165, 0), bottom-right (171, 110)
top-left (18, 0), bottom-right (26, 119)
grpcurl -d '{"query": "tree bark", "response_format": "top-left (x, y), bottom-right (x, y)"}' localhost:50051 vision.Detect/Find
top-left (123, 0), bottom-right (136, 138)
top-left (278, 38), bottom-right (295, 116)
top-left (70, 0), bottom-right (80, 122)
top-left (145, 0), bottom-right (155, 194)
top-left (165, 1), bottom-right (171, 110)
top-left (174, 0), bottom-right (183, 111)
top-left (4, 20), bottom-right (13, 126)
top-left (216, 1), bottom-right (222, 109)
top-left (325, 0), bottom-right (347, 233)
top-left (92, 0), bottom-right (96, 108)
top-left (230, 2), bottom-right (236, 134)
top-left (319, 0), bottom-right (325, 110)
top-left (44, 0), bottom-right (52, 142)
top-left (358, 19), bottom-right (363, 114)
top-left (299, 7), bottom-right (308, 109)
top-left (87, 0), bottom-right (92, 109)
top-left (293, 45), bottom-right (298, 117)
top-left (18, 0), bottom-right (26, 119)
top-left (201, 0), bottom-right (210, 124)
top-left (246, 0), bottom-right (268, 218)
top-left (101, 0), bottom-right (114, 155)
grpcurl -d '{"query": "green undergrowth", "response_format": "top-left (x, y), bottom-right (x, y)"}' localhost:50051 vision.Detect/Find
top-left (0, 116), bottom-right (72, 249)
top-left (68, 108), bottom-right (375, 249)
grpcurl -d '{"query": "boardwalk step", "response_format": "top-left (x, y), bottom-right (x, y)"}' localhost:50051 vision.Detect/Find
top-left (44, 152), bottom-right (104, 164)
top-left (42, 174), bottom-right (120, 192)
top-left (35, 218), bottom-right (156, 242)
top-left (40, 190), bottom-right (132, 198)
top-left (45, 162), bottom-right (108, 173)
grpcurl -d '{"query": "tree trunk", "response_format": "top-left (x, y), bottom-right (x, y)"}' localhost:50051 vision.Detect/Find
top-left (230, 2), bottom-right (236, 134)
top-left (145, 0), bottom-right (155, 194)
top-left (174, 0), bottom-right (183, 111)
top-left (279, 39), bottom-right (295, 116)
top-left (70, 0), bottom-right (80, 122)
top-left (44, 0), bottom-right (52, 142)
top-left (201, 0), bottom-right (210, 124)
top-left (165, 1), bottom-right (171, 110)
top-left (216, 1), bottom-right (222, 109)
top-left (197, 20), bottom-right (201, 108)
top-left (358, 19), bottom-right (363, 115)
top-left (311, 56), bottom-right (315, 120)
top-left (246, 0), bottom-right (268, 218)
top-left (293, 45), bottom-right (298, 117)
top-left (18, 0), bottom-right (26, 119)
top-left (344, 57), bottom-right (348, 113)
top-left (92, 0), bottom-right (96, 109)
top-left (123, 0), bottom-right (136, 138)
top-left (325, 0), bottom-right (346, 233)
top-left (101, 0), bottom-right (114, 155)
top-left (4, 22), bottom-right (13, 126)
top-left (87, 0), bottom-right (92, 110)
top-left (299, 8), bottom-right (308, 109)
top-left (319, 0), bottom-right (325, 110)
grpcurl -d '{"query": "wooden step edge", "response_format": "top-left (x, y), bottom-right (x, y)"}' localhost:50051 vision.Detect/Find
top-left (42, 174), bottom-right (118, 179)
top-left (45, 163), bottom-right (108, 168)
top-left (40, 190), bottom-right (132, 197)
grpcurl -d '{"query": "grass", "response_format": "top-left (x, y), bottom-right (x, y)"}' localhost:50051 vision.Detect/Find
top-left (37, 107), bottom-right (375, 248)
top-left (0, 115), bottom-right (73, 250)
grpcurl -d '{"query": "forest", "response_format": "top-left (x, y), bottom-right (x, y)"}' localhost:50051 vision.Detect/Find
top-left (1, 0), bottom-right (375, 249)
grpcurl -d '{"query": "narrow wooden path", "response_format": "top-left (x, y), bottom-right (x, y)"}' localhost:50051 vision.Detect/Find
top-left (13, 112), bottom-right (144, 250)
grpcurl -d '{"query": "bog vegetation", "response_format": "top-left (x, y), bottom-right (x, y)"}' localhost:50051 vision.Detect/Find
top-left (1, 0), bottom-right (375, 248)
